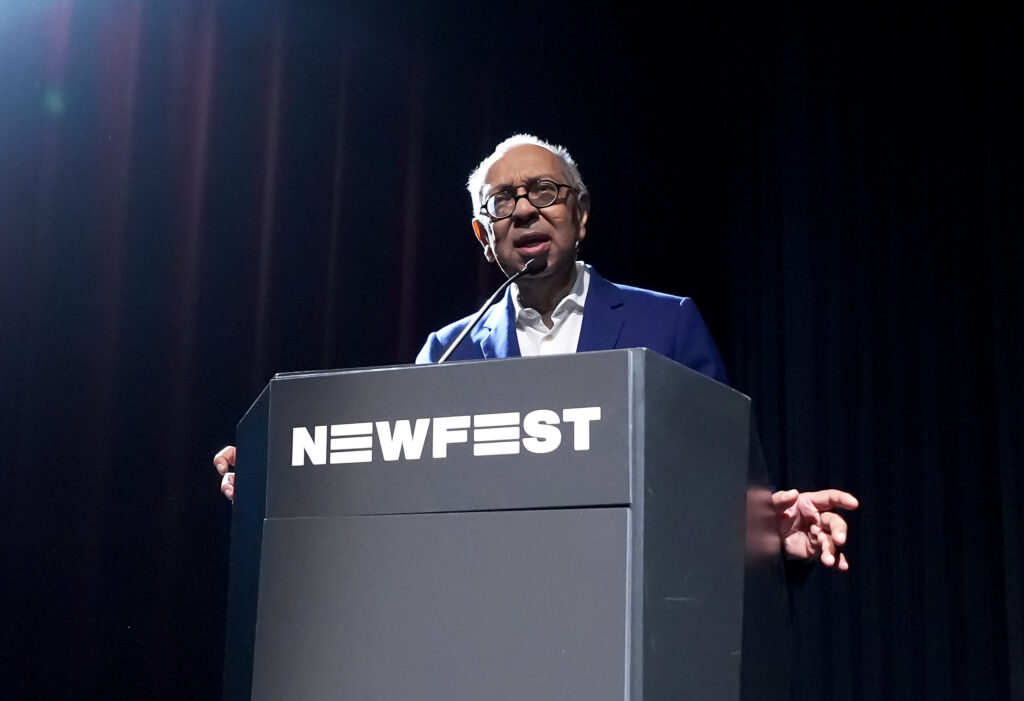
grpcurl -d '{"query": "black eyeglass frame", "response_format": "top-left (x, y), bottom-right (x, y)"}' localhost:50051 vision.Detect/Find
top-left (479, 179), bottom-right (578, 221)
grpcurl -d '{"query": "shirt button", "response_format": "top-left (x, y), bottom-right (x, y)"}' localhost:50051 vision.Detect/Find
top-left (544, 335), bottom-right (553, 341)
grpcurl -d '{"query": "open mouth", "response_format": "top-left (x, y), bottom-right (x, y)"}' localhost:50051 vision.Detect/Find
top-left (514, 233), bottom-right (551, 256)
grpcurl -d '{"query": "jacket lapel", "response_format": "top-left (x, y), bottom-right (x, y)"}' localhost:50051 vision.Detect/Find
top-left (577, 268), bottom-right (626, 352)
top-left (474, 267), bottom-right (620, 358)
top-left (478, 290), bottom-right (521, 359)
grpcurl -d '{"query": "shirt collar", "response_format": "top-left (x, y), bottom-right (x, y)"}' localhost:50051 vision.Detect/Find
top-left (511, 260), bottom-right (590, 323)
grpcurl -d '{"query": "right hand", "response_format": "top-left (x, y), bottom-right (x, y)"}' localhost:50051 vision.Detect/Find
top-left (213, 445), bottom-right (236, 501)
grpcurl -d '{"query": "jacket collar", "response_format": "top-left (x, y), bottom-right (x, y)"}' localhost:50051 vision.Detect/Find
top-left (474, 264), bottom-right (625, 358)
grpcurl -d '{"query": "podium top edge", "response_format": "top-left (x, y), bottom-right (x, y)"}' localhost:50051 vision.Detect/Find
top-left (271, 348), bottom-right (651, 381)
top-left (268, 349), bottom-right (746, 398)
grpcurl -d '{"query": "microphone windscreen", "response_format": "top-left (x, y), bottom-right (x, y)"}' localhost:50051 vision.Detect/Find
top-left (523, 258), bottom-right (548, 274)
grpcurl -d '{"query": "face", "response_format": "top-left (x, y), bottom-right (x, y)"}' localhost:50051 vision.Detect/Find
top-left (473, 144), bottom-right (587, 284)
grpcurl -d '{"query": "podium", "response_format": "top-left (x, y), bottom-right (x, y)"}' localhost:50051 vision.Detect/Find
top-left (223, 349), bottom-right (788, 700)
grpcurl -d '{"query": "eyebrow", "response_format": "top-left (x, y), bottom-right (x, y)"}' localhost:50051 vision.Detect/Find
top-left (484, 175), bottom-right (560, 195)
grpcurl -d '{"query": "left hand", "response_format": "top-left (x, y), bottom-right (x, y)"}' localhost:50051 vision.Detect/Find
top-left (772, 488), bottom-right (859, 570)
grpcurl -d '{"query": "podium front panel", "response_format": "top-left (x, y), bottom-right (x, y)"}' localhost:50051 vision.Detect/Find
top-left (265, 352), bottom-right (634, 518)
top-left (250, 508), bottom-right (631, 701)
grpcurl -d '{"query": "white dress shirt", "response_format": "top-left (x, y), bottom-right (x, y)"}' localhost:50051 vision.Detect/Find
top-left (511, 261), bottom-right (590, 357)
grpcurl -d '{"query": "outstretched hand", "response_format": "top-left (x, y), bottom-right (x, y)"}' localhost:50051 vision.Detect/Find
top-left (772, 488), bottom-right (859, 570)
top-left (213, 445), bottom-right (236, 501)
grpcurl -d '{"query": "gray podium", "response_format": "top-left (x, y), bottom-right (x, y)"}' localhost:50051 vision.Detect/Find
top-left (223, 349), bottom-right (789, 701)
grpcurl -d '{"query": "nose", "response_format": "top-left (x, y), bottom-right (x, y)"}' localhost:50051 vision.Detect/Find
top-left (509, 187), bottom-right (540, 219)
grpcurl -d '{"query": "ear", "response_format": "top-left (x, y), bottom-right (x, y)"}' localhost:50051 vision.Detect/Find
top-left (472, 219), bottom-right (496, 263)
top-left (576, 210), bottom-right (589, 245)
top-left (574, 191), bottom-right (590, 244)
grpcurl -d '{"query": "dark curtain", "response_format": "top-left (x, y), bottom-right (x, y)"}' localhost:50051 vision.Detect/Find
top-left (0, 2), bottom-right (1020, 699)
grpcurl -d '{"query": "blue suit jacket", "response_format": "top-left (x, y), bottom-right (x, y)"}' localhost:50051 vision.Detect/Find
top-left (415, 267), bottom-right (729, 386)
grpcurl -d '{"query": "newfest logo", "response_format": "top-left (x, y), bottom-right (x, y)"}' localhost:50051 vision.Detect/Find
top-left (291, 407), bottom-right (602, 466)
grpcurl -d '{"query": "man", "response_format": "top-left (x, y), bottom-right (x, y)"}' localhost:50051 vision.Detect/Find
top-left (215, 133), bottom-right (858, 569)
top-left (415, 135), bottom-right (728, 381)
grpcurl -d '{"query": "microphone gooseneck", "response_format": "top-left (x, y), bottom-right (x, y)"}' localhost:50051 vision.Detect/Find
top-left (436, 259), bottom-right (543, 364)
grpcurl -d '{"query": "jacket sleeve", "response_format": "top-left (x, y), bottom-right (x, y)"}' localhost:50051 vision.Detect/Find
top-left (673, 297), bottom-right (729, 386)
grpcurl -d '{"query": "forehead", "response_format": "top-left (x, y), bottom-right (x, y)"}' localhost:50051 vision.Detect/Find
top-left (483, 145), bottom-right (568, 189)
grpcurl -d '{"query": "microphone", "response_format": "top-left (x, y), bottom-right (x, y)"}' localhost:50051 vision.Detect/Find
top-left (436, 258), bottom-right (546, 364)
top-left (520, 257), bottom-right (547, 275)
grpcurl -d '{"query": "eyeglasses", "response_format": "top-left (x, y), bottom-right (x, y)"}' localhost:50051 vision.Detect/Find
top-left (481, 179), bottom-right (577, 220)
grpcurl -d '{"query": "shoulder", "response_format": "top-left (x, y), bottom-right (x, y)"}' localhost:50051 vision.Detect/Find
top-left (612, 281), bottom-right (688, 306)
top-left (602, 276), bottom-right (710, 334)
top-left (414, 302), bottom-right (505, 364)
top-left (588, 268), bottom-right (728, 385)
top-left (430, 311), bottom-right (480, 344)
top-left (415, 312), bottom-right (473, 365)
top-left (589, 267), bottom-right (693, 311)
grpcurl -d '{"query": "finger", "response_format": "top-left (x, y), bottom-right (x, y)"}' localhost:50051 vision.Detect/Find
top-left (838, 552), bottom-right (850, 571)
top-left (783, 532), bottom-right (817, 560)
top-left (771, 489), bottom-right (799, 507)
top-left (220, 472), bottom-right (235, 501)
top-left (819, 530), bottom-right (837, 567)
top-left (794, 495), bottom-right (824, 528)
top-left (803, 489), bottom-right (859, 512)
top-left (213, 445), bottom-right (237, 475)
top-left (771, 489), bottom-right (800, 516)
top-left (821, 511), bottom-right (848, 545)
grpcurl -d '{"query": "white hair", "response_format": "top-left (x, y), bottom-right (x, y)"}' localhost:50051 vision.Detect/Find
top-left (467, 133), bottom-right (590, 222)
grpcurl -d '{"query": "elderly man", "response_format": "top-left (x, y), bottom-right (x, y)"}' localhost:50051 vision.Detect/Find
top-left (215, 133), bottom-right (858, 569)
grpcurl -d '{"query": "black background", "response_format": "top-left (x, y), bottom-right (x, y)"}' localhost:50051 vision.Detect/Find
top-left (0, 2), bottom-right (1021, 699)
